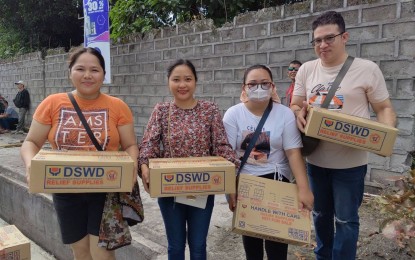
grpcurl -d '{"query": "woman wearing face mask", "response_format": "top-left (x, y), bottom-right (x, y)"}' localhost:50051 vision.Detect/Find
top-left (223, 64), bottom-right (313, 260)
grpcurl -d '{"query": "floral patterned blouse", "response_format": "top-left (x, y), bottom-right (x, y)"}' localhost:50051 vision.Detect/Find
top-left (139, 100), bottom-right (239, 170)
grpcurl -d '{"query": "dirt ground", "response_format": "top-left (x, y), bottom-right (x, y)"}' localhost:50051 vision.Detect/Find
top-left (206, 194), bottom-right (414, 260)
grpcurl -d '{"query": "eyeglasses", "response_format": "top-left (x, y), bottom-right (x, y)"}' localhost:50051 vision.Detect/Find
top-left (311, 32), bottom-right (344, 47)
top-left (288, 67), bottom-right (299, 71)
top-left (245, 82), bottom-right (273, 90)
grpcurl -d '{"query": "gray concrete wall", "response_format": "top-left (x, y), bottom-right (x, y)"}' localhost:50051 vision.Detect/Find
top-left (0, 158), bottom-right (73, 259)
top-left (0, 0), bottom-right (414, 183)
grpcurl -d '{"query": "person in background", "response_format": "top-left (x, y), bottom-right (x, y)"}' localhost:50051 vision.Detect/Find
top-left (285, 60), bottom-right (302, 107)
top-left (290, 11), bottom-right (396, 260)
top-left (0, 100), bottom-right (19, 133)
top-left (20, 47), bottom-right (143, 260)
top-left (0, 94), bottom-right (6, 114)
top-left (12, 80), bottom-right (30, 134)
top-left (223, 64), bottom-right (314, 260)
top-left (139, 59), bottom-right (239, 260)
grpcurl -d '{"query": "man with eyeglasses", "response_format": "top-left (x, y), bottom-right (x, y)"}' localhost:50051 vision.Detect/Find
top-left (290, 11), bottom-right (396, 260)
top-left (285, 60), bottom-right (302, 106)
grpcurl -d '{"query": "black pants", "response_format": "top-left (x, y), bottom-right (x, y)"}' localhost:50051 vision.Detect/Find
top-left (53, 193), bottom-right (106, 244)
top-left (242, 172), bottom-right (289, 260)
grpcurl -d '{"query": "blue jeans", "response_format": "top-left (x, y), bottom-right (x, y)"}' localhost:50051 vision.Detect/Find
top-left (158, 195), bottom-right (214, 260)
top-left (307, 163), bottom-right (367, 260)
top-left (0, 117), bottom-right (18, 130)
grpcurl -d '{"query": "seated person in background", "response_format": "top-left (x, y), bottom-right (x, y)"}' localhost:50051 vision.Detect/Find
top-left (0, 94), bottom-right (6, 113)
top-left (0, 100), bottom-right (19, 133)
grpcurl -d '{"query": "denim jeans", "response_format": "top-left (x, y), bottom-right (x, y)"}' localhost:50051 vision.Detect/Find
top-left (307, 163), bottom-right (367, 260)
top-left (0, 117), bottom-right (18, 130)
top-left (158, 195), bottom-right (214, 260)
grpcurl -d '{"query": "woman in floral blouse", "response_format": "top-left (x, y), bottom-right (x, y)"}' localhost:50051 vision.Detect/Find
top-left (139, 59), bottom-right (239, 260)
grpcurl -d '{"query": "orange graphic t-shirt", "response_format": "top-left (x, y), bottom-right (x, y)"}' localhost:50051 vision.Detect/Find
top-left (33, 93), bottom-right (133, 151)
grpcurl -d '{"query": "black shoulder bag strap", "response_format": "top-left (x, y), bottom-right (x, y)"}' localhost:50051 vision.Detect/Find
top-left (237, 99), bottom-right (273, 177)
top-left (67, 92), bottom-right (103, 151)
top-left (321, 56), bottom-right (355, 108)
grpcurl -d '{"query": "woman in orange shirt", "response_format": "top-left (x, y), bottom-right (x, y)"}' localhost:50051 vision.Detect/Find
top-left (20, 47), bottom-right (142, 259)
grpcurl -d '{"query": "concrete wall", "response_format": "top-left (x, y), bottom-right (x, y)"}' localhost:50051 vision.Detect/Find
top-left (0, 175), bottom-right (73, 260)
top-left (0, 0), bottom-right (414, 183)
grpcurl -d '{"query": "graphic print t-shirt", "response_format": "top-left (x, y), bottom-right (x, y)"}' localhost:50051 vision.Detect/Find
top-left (293, 58), bottom-right (390, 168)
top-left (223, 102), bottom-right (301, 179)
top-left (33, 93), bottom-right (133, 151)
top-left (240, 130), bottom-right (271, 165)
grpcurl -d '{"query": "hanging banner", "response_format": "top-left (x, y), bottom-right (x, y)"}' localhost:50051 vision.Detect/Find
top-left (83, 0), bottom-right (111, 83)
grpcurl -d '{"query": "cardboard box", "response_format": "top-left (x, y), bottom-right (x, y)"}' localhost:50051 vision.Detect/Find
top-left (30, 150), bottom-right (134, 193)
top-left (304, 107), bottom-right (398, 156)
top-left (149, 157), bottom-right (236, 197)
top-left (0, 225), bottom-right (31, 260)
top-left (232, 174), bottom-right (311, 246)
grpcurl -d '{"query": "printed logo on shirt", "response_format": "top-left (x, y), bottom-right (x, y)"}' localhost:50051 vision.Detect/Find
top-left (309, 91), bottom-right (343, 110)
top-left (309, 83), bottom-right (344, 110)
top-left (239, 130), bottom-right (271, 165)
top-left (311, 82), bottom-right (341, 95)
top-left (55, 108), bottom-right (108, 150)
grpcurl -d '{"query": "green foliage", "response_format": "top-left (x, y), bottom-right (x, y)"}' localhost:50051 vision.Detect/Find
top-left (0, 0), bottom-right (304, 57)
top-left (0, 0), bottom-right (83, 58)
top-left (109, 0), bottom-right (295, 39)
top-left (0, 25), bottom-right (24, 58)
top-left (373, 168), bottom-right (415, 256)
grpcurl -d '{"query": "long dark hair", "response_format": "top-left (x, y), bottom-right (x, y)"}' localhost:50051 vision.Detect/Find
top-left (167, 59), bottom-right (198, 82)
top-left (68, 47), bottom-right (106, 75)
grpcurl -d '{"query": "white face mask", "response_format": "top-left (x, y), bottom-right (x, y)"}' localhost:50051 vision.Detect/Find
top-left (246, 87), bottom-right (272, 102)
